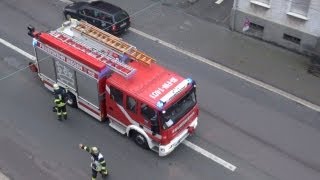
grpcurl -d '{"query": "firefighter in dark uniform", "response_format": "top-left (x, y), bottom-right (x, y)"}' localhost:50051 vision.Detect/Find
top-left (79, 143), bottom-right (108, 180)
top-left (53, 83), bottom-right (67, 121)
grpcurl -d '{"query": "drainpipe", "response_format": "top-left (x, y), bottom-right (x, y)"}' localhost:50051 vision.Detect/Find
top-left (230, 0), bottom-right (239, 31)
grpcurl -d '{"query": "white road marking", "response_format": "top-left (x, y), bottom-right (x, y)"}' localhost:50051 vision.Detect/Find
top-left (215, 0), bottom-right (225, 4)
top-left (0, 38), bottom-right (35, 61)
top-left (58, 0), bottom-right (73, 4)
top-left (0, 172), bottom-right (9, 180)
top-left (183, 140), bottom-right (237, 171)
top-left (129, 27), bottom-right (320, 113)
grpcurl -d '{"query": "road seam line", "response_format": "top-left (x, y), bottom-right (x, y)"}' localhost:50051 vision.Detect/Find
top-left (129, 27), bottom-right (320, 113)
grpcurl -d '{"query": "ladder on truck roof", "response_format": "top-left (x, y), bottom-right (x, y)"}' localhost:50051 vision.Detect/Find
top-left (49, 30), bottom-right (136, 78)
top-left (72, 20), bottom-right (156, 65)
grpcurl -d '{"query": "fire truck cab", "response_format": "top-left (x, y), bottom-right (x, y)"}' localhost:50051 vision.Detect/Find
top-left (27, 19), bottom-right (199, 156)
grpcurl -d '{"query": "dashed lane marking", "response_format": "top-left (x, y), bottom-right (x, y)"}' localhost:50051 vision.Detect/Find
top-left (129, 27), bottom-right (320, 113)
top-left (183, 140), bottom-right (237, 171)
top-left (58, 0), bottom-right (73, 4)
top-left (215, 0), bottom-right (225, 4)
top-left (0, 38), bottom-right (35, 61)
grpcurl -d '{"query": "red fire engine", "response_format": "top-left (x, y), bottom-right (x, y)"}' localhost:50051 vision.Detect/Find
top-left (27, 19), bottom-right (199, 156)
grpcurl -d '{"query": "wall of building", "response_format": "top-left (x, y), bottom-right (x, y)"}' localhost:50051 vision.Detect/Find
top-left (230, 0), bottom-right (320, 55)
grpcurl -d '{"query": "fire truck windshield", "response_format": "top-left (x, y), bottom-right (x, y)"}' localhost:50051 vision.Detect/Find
top-left (161, 87), bottom-right (196, 130)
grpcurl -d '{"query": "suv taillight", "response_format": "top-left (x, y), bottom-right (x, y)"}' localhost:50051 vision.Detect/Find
top-left (112, 24), bottom-right (117, 31)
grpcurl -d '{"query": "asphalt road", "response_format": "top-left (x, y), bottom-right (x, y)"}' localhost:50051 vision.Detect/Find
top-left (0, 0), bottom-right (320, 180)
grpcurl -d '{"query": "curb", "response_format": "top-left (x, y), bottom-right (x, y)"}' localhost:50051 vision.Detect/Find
top-left (0, 172), bottom-right (9, 180)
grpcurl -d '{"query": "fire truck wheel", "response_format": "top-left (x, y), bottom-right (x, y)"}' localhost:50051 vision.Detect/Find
top-left (66, 93), bottom-right (77, 108)
top-left (133, 132), bottom-right (148, 149)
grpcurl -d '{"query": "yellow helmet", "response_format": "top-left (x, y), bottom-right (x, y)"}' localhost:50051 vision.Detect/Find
top-left (91, 147), bottom-right (99, 154)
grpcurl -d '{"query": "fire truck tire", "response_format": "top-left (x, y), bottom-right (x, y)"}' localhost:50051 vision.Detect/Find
top-left (133, 132), bottom-right (149, 149)
top-left (66, 92), bottom-right (77, 108)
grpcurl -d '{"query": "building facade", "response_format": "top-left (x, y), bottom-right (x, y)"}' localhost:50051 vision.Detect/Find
top-left (230, 0), bottom-right (320, 56)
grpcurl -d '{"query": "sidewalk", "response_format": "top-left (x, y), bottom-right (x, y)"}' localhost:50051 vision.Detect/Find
top-left (0, 172), bottom-right (9, 180)
top-left (132, 0), bottom-right (320, 106)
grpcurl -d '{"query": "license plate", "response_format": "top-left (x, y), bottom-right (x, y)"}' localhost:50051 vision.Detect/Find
top-left (120, 22), bottom-right (127, 27)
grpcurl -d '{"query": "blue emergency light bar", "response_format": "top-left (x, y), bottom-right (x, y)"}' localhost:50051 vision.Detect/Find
top-left (156, 78), bottom-right (193, 109)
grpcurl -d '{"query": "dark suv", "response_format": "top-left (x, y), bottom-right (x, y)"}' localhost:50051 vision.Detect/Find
top-left (63, 1), bottom-right (130, 35)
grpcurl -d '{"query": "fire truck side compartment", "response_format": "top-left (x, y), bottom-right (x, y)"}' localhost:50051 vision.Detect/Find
top-left (35, 48), bottom-right (57, 82)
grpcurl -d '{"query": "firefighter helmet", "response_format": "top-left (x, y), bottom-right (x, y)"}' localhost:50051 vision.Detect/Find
top-left (53, 83), bottom-right (59, 90)
top-left (91, 147), bottom-right (99, 154)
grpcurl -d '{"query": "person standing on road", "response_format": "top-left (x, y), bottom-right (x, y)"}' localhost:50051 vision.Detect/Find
top-left (79, 143), bottom-right (108, 180)
top-left (53, 83), bottom-right (67, 121)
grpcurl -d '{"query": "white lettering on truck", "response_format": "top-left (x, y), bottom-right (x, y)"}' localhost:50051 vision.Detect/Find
top-left (65, 58), bottom-right (83, 71)
top-left (37, 42), bottom-right (97, 79)
top-left (40, 43), bottom-right (65, 62)
top-left (149, 77), bottom-right (178, 99)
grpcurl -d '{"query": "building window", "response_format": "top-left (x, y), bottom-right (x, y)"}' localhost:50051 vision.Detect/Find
top-left (287, 0), bottom-right (310, 20)
top-left (250, 0), bottom-right (271, 9)
top-left (249, 22), bottom-right (264, 32)
top-left (283, 34), bottom-right (301, 45)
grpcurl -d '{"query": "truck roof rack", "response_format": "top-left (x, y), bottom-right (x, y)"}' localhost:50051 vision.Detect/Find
top-left (72, 20), bottom-right (156, 65)
top-left (50, 30), bottom-right (136, 78)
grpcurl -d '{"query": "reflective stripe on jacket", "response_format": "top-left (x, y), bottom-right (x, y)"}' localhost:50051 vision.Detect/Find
top-left (54, 94), bottom-right (66, 107)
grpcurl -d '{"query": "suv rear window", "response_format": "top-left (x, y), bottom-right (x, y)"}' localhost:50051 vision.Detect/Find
top-left (114, 11), bottom-right (129, 22)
